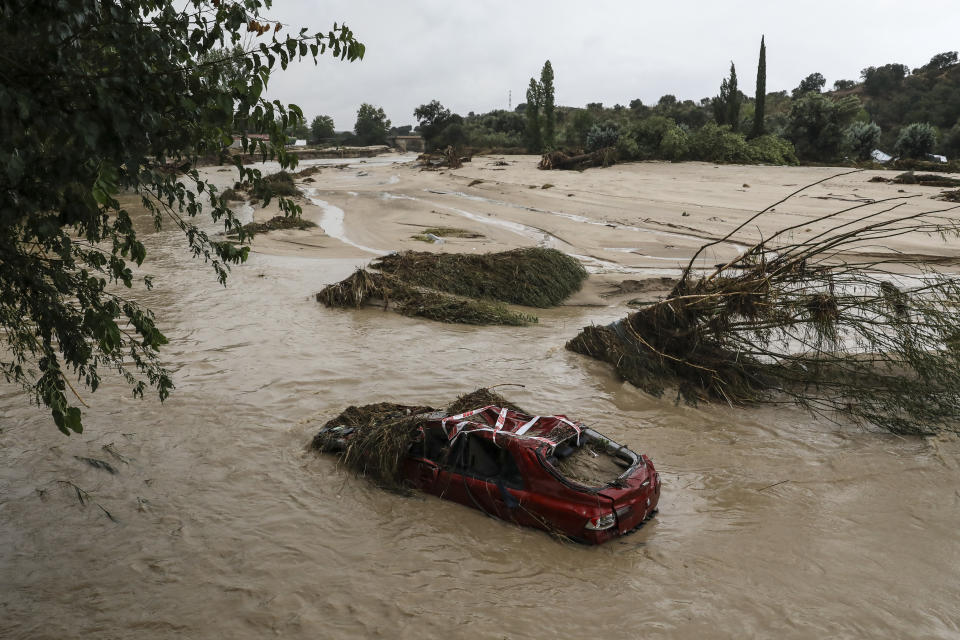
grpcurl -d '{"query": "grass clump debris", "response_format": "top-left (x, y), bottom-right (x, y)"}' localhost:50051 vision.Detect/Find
top-left (230, 215), bottom-right (316, 236)
top-left (891, 172), bottom-right (960, 187)
top-left (411, 227), bottom-right (485, 242)
top-left (316, 247), bottom-right (585, 325)
top-left (371, 247), bottom-right (587, 308)
top-left (316, 269), bottom-right (537, 326)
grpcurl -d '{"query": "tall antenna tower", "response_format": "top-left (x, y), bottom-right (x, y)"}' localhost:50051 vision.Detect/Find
top-left (508, 90), bottom-right (512, 110)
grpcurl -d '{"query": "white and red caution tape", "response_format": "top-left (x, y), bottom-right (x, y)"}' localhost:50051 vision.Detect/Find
top-left (438, 405), bottom-right (582, 449)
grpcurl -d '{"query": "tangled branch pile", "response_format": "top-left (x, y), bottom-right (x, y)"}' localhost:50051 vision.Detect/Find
top-left (889, 172), bottom-right (960, 187)
top-left (311, 388), bottom-right (522, 487)
top-left (568, 173), bottom-right (960, 434)
top-left (316, 248), bottom-right (586, 325)
top-left (416, 146), bottom-right (471, 170)
top-left (229, 215), bottom-right (317, 236)
top-left (539, 148), bottom-right (617, 171)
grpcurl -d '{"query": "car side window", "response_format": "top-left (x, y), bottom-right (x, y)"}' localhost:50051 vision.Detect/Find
top-left (447, 435), bottom-right (524, 489)
top-left (420, 427), bottom-right (449, 463)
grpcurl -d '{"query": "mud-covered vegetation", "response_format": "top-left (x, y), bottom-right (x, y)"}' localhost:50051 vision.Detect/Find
top-left (316, 269), bottom-right (537, 326)
top-left (568, 173), bottom-right (960, 435)
top-left (312, 387), bottom-right (522, 488)
top-left (411, 227), bottom-right (484, 242)
top-left (890, 172), bottom-right (960, 187)
top-left (251, 171), bottom-right (301, 199)
top-left (317, 248), bottom-right (584, 325)
top-left (371, 248), bottom-right (587, 308)
top-left (232, 215), bottom-right (317, 236)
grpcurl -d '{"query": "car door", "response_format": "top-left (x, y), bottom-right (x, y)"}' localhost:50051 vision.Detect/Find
top-left (433, 434), bottom-right (524, 520)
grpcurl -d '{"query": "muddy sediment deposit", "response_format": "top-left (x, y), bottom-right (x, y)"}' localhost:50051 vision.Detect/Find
top-left (3, 155), bottom-right (960, 639)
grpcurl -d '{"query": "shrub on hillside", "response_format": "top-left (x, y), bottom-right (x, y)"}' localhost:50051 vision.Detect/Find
top-left (659, 125), bottom-right (690, 161)
top-left (615, 135), bottom-right (640, 160)
top-left (686, 123), bottom-right (752, 163)
top-left (895, 122), bottom-right (938, 159)
top-left (747, 135), bottom-right (798, 165)
top-left (939, 123), bottom-right (960, 159)
top-left (784, 93), bottom-right (861, 161)
top-left (629, 115), bottom-right (674, 156)
top-left (586, 122), bottom-right (620, 151)
top-left (844, 122), bottom-right (882, 160)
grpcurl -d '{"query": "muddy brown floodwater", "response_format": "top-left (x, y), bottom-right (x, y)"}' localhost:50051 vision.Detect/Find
top-left (2, 157), bottom-right (960, 639)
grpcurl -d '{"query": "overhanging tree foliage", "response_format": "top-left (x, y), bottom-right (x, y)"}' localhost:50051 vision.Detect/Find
top-left (0, 0), bottom-right (364, 434)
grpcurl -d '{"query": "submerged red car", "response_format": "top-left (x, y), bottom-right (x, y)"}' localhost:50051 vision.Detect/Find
top-left (316, 404), bottom-right (660, 544)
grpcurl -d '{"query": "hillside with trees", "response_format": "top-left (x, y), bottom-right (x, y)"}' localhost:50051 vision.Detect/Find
top-left (295, 47), bottom-right (960, 168)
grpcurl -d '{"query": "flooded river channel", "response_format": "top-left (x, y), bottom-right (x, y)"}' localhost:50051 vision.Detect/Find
top-left (2, 158), bottom-right (959, 639)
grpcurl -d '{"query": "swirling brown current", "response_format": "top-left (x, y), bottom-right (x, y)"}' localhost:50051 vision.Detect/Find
top-left (2, 158), bottom-right (959, 640)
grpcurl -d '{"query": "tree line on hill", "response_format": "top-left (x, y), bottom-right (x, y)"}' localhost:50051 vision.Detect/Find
top-left (286, 41), bottom-right (960, 166)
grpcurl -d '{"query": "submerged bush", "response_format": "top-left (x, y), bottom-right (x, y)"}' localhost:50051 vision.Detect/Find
top-left (371, 247), bottom-right (587, 308)
top-left (316, 269), bottom-right (537, 326)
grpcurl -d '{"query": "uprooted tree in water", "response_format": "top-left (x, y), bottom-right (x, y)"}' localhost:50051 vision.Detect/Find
top-left (316, 247), bottom-right (587, 325)
top-left (567, 171), bottom-right (960, 435)
top-left (539, 148), bottom-right (617, 171)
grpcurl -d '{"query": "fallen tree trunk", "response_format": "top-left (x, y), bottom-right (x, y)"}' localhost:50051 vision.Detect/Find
top-left (567, 171), bottom-right (960, 434)
top-left (539, 148), bottom-right (617, 171)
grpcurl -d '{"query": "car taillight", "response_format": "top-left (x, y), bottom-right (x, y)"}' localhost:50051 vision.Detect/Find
top-left (585, 512), bottom-right (616, 531)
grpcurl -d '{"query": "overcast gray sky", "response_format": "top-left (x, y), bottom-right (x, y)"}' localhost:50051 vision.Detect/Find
top-left (264, 0), bottom-right (960, 131)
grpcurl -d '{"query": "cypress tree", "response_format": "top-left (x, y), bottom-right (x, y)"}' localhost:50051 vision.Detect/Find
top-left (540, 60), bottom-right (556, 150)
top-left (727, 62), bottom-right (741, 131)
top-left (752, 36), bottom-right (767, 138)
top-left (525, 78), bottom-right (543, 153)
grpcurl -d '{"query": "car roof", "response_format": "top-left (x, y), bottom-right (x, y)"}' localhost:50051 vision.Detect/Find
top-left (428, 405), bottom-right (582, 450)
